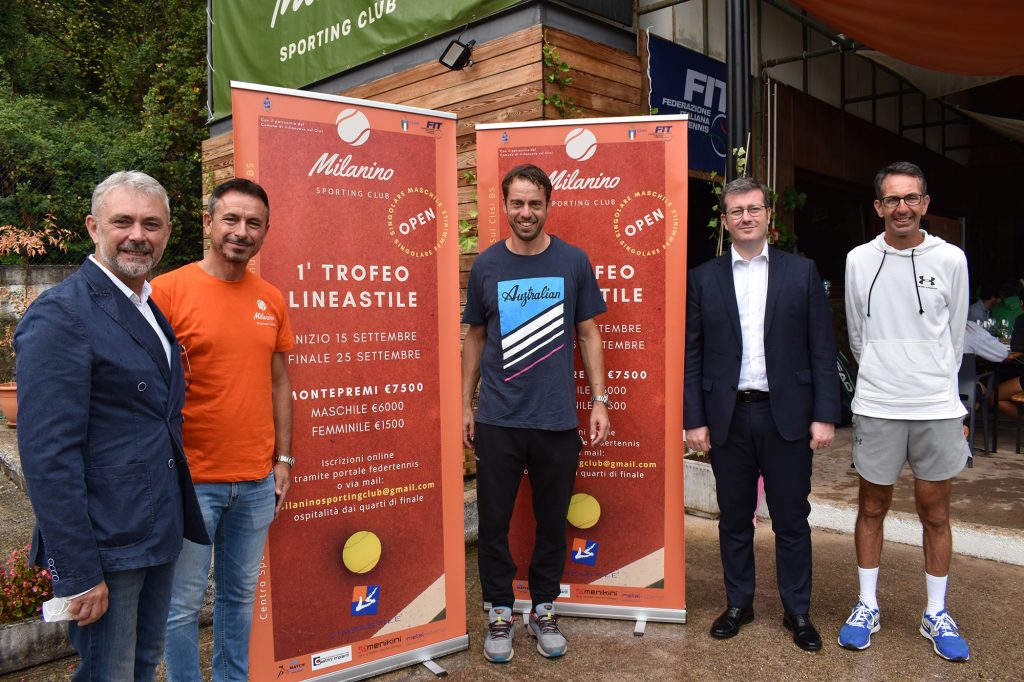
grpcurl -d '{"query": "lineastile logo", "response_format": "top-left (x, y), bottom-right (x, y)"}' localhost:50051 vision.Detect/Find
top-left (570, 537), bottom-right (598, 566)
top-left (351, 585), bottom-right (380, 615)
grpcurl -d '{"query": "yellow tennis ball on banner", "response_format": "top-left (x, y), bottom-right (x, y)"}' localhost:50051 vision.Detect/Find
top-left (342, 531), bottom-right (382, 574)
top-left (567, 493), bottom-right (601, 529)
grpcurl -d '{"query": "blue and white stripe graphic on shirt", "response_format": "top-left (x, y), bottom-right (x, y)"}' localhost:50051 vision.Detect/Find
top-left (497, 277), bottom-right (566, 380)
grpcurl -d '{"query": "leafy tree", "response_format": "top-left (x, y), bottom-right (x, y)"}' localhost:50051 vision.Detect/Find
top-left (0, 0), bottom-right (207, 266)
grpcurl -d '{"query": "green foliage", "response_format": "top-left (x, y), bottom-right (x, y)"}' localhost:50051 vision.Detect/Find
top-left (0, 0), bottom-right (207, 267)
top-left (538, 41), bottom-right (581, 118)
top-left (1, 545), bottom-right (52, 623)
top-left (459, 171), bottom-right (479, 254)
top-left (706, 147), bottom-right (805, 255)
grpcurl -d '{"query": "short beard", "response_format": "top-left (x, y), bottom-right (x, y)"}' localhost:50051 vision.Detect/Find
top-left (99, 240), bottom-right (158, 278)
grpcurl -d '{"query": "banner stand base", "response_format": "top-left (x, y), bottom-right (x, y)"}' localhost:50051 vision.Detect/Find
top-left (421, 659), bottom-right (449, 677)
top-left (483, 600), bottom-right (686, 624)
top-left (310, 635), bottom-right (469, 682)
top-left (634, 619), bottom-right (647, 636)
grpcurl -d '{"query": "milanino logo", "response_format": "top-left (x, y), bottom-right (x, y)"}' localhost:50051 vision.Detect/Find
top-left (570, 537), bottom-right (598, 566)
top-left (351, 585), bottom-right (380, 616)
top-left (564, 127), bottom-right (597, 161)
top-left (336, 108), bottom-right (371, 146)
top-left (310, 645), bottom-right (352, 671)
top-left (254, 298), bottom-right (276, 326)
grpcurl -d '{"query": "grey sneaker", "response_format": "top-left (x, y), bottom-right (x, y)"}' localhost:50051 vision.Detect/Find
top-left (527, 603), bottom-right (567, 658)
top-left (483, 606), bottom-right (515, 663)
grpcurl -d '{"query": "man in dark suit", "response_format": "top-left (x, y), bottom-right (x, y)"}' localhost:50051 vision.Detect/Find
top-left (684, 177), bottom-right (840, 651)
top-left (16, 170), bottom-right (209, 681)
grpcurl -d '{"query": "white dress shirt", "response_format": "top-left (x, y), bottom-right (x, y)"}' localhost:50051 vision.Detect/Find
top-left (963, 320), bottom-right (1008, 363)
top-left (88, 255), bottom-right (171, 366)
top-left (731, 242), bottom-right (770, 391)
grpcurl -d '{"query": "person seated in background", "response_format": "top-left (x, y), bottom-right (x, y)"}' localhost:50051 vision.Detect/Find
top-left (989, 277), bottom-right (1023, 332)
top-left (964, 319), bottom-right (1009, 364)
top-left (967, 282), bottom-right (1002, 323)
top-left (995, 314), bottom-right (1024, 419)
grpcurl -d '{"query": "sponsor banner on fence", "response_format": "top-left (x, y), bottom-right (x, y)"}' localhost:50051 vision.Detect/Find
top-left (476, 117), bottom-right (688, 618)
top-left (231, 82), bottom-right (466, 680)
top-left (211, 0), bottom-right (519, 120)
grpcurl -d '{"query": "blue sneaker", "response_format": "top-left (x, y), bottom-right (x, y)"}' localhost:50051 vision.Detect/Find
top-left (837, 601), bottom-right (880, 650)
top-left (920, 609), bottom-right (970, 661)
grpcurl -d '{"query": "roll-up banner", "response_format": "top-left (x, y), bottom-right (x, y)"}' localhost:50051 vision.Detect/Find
top-left (475, 117), bottom-right (689, 622)
top-left (231, 82), bottom-right (466, 681)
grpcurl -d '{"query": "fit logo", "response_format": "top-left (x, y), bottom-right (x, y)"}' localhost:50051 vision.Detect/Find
top-left (426, 121), bottom-right (443, 130)
top-left (654, 125), bottom-right (673, 134)
top-left (918, 276), bottom-right (936, 286)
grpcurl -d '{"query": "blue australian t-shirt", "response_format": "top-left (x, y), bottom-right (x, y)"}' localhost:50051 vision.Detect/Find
top-left (463, 235), bottom-right (607, 430)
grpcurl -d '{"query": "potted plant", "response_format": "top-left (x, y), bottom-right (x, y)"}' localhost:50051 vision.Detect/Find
top-left (0, 216), bottom-right (73, 426)
top-left (0, 544), bottom-right (75, 675)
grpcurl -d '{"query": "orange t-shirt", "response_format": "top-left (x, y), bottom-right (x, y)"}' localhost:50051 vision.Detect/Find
top-left (151, 263), bottom-right (294, 483)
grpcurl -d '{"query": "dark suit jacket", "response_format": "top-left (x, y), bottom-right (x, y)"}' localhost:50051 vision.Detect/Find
top-left (684, 248), bottom-right (840, 446)
top-left (15, 258), bottom-right (209, 597)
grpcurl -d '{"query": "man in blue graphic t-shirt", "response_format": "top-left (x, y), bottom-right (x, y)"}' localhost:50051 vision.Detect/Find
top-left (462, 163), bottom-right (610, 663)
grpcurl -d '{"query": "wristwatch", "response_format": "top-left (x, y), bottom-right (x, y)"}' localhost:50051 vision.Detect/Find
top-left (591, 394), bottom-right (610, 408)
top-left (274, 454), bottom-right (295, 466)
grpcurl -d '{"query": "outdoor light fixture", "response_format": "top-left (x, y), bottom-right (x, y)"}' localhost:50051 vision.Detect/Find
top-left (439, 38), bottom-right (475, 70)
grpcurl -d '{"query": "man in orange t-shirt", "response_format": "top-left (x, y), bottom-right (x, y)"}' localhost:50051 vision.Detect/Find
top-left (152, 179), bottom-right (294, 682)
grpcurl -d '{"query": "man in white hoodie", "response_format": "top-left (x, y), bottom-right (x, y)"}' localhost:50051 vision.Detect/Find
top-left (839, 162), bottom-right (971, 662)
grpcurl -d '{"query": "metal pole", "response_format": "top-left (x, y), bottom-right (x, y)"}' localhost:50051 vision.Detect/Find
top-left (726, 0), bottom-right (751, 180)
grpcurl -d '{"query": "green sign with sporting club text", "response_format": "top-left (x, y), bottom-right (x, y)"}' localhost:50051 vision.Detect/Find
top-left (210, 0), bottom-right (522, 120)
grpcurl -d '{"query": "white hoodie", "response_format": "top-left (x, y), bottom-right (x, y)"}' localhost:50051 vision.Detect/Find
top-left (845, 230), bottom-right (968, 419)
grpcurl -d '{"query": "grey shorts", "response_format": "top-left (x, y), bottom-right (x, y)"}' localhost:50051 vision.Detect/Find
top-left (851, 415), bottom-right (969, 485)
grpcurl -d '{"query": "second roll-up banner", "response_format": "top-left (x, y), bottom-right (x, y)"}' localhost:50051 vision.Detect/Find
top-left (476, 116), bottom-right (689, 623)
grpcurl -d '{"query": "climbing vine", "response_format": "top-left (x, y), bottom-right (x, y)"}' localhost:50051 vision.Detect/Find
top-left (538, 39), bottom-right (581, 118)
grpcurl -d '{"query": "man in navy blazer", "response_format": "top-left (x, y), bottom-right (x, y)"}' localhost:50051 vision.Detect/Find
top-left (684, 177), bottom-right (840, 651)
top-left (16, 171), bottom-right (209, 681)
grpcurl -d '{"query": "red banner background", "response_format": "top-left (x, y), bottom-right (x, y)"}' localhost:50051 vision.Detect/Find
top-left (232, 83), bottom-right (465, 680)
top-left (476, 117), bottom-right (688, 616)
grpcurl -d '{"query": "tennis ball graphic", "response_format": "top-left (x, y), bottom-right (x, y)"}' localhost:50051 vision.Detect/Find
top-left (564, 127), bottom-right (597, 161)
top-left (567, 493), bottom-right (601, 529)
top-left (342, 530), bottom-right (381, 574)
top-left (336, 108), bottom-right (371, 146)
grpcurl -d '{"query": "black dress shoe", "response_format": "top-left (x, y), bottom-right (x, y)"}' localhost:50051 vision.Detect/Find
top-left (783, 613), bottom-right (822, 651)
top-left (710, 606), bottom-right (754, 638)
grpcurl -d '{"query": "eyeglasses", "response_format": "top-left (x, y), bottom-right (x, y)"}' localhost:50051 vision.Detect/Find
top-left (725, 205), bottom-right (768, 220)
top-left (879, 193), bottom-right (924, 208)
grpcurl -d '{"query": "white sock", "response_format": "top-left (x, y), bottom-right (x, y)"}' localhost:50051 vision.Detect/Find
top-left (857, 566), bottom-right (879, 611)
top-left (925, 573), bottom-right (948, 616)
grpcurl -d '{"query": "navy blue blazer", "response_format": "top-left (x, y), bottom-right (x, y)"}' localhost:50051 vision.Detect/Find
top-left (15, 258), bottom-right (209, 597)
top-left (684, 248), bottom-right (840, 446)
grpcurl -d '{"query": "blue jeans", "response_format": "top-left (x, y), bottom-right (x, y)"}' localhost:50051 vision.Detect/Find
top-left (67, 562), bottom-right (176, 682)
top-left (164, 474), bottom-right (275, 682)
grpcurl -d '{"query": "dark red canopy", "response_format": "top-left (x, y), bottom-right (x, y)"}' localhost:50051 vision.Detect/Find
top-left (790, 0), bottom-right (1024, 76)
